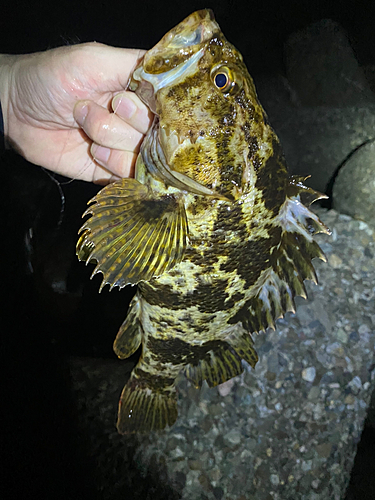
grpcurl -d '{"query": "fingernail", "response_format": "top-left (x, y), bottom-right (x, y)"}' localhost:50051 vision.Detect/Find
top-left (74, 102), bottom-right (89, 126)
top-left (112, 94), bottom-right (137, 119)
top-left (91, 144), bottom-right (110, 165)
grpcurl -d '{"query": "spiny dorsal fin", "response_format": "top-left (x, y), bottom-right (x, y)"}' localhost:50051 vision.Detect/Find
top-left (230, 192), bottom-right (330, 334)
top-left (287, 175), bottom-right (328, 206)
top-left (76, 178), bottom-right (188, 291)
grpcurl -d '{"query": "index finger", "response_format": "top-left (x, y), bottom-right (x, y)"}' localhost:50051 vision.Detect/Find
top-left (76, 43), bottom-right (146, 92)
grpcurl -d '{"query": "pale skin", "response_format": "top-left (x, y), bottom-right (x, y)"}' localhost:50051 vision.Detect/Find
top-left (0, 42), bottom-right (154, 184)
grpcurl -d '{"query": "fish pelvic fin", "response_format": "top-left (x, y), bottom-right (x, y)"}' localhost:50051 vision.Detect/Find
top-left (113, 294), bottom-right (142, 359)
top-left (76, 178), bottom-right (188, 291)
top-left (183, 333), bottom-right (257, 389)
top-left (116, 375), bottom-right (177, 434)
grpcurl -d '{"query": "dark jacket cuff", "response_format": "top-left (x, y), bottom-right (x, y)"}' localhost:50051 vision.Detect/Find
top-left (0, 99), bottom-right (4, 153)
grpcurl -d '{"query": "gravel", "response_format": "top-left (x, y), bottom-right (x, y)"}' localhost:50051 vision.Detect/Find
top-left (70, 208), bottom-right (375, 500)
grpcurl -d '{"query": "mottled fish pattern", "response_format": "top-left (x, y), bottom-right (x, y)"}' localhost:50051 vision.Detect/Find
top-left (77, 10), bottom-right (330, 433)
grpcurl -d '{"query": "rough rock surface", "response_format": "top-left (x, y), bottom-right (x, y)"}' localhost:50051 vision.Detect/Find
top-left (332, 139), bottom-right (375, 227)
top-left (284, 19), bottom-right (374, 107)
top-left (70, 208), bottom-right (375, 500)
top-left (255, 20), bottom-right (375, 194)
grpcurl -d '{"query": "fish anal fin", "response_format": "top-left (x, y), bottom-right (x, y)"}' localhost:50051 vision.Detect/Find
top-left (183, 341), bottom-right (245, 389)
top-left (113, 294), bottom-right (142, 359)
top-left (116, 376), bottom-right (178, 434)
top-left (227, 331), bottom-right (259, 369)
top-left (76, 178), bottom-right (188, 290)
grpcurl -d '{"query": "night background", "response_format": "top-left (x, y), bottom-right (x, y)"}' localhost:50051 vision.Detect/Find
top-left (1, 1), bottom-right (375, 499)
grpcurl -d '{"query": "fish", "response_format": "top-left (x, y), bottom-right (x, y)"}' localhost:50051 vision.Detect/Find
top-left (76, 9), bottom-right (330, 434)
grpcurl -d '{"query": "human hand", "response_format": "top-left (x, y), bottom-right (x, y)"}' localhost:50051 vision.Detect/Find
top-left (0, 43), bottom-right (154, 183)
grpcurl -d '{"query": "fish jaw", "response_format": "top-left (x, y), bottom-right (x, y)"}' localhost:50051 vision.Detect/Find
top-left (129, 10), bottom-right (219, 113)
top-left (130, 10), bottom-right (218, 84)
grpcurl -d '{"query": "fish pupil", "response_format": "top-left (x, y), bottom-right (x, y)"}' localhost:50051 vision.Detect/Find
top-left (215, 73), bottom-right (228, 89)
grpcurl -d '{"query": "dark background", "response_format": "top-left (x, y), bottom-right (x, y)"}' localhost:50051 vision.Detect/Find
top-left (1, 1), bottom-right (375, 499)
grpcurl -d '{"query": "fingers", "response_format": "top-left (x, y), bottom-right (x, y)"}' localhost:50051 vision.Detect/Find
top-left (90, 144), bottom-right (137, 179)
top-left (74, 94), bottom-right (154, 179)
top-left (74, 100), bottom-right (144, 151)
top-left (112, 92), bottom-right (153, 135)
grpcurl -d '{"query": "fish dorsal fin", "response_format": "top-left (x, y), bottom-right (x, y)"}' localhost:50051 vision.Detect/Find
top-left (229, 185), bottom-right (330, 334)
top-left (77, 178), bottom-right (188, 290)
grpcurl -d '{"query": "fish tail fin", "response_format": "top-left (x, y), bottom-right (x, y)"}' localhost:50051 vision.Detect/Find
top-left (116, 374), bottom-right (178, 434)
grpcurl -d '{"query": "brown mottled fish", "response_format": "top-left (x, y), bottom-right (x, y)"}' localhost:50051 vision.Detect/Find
top-left (77, 9), bottom-right (330, 434)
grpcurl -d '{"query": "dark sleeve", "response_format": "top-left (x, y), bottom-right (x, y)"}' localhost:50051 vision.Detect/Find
top-left (0, 99), bottom-right (4, 154)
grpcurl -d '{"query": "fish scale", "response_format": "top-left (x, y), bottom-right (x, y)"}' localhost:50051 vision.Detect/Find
top-left (77, 9), bottom-right (330, 433)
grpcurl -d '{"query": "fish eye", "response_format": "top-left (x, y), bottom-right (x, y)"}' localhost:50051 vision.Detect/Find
top-left (212, 66), bottom-right (234, 93)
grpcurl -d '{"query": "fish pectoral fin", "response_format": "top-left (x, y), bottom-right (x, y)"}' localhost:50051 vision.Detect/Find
top-left (76, 178), bottom-right (188, 290)
top-left (113, 294), bottom-right (142, 359)
top-left (183, 340), bottom-right (245, 388)
top-left (116, 375), bottom-right (178, 434)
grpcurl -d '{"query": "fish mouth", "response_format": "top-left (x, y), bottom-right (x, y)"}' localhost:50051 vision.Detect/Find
top-left (129, 9), bottom-right (226, 198)
top-left (129, 9), bottom-right (220, 110)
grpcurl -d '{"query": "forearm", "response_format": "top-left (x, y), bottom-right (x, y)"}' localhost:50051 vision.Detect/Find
top-left (0, 54), bottom-right (18, 145)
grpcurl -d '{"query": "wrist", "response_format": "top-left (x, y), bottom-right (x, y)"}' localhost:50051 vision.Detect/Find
top-left (0, 54), bottom-right (18, 145)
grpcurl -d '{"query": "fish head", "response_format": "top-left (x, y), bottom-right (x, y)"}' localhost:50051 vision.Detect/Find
top-left (130, 9), bottom-right (267, 201)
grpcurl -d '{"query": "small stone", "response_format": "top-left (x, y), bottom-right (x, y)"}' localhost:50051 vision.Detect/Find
top-left (209, 467), bottom-right (222, 482)
top-left (266, 371), bottom-right (277, 381)
top-left (302, 460), bottom-right (313, 471)
top-left (213, 486), bottom-right (224, 499)
top-left (266, 448), bottom-right (273, 457)
top-left (198, 473), bottom-right (211, 491)
top-left (288, 474), bottom-right (294, 483)
top-left (171, 447), bottom-right (185, 459)
top-left (308, 386), bottom-right (320, 400)
top-left (302, 366), bottom-right (316, 382)
top-left (240, 449), bottom-right (252, 461)
top-left (217, 378), bottom-right (235, 397)
top-left (358, 323), bottom-right (370, 334)
top-left (348, 375), bottom-right (362, 394)
top-left (316, 442), bottom-right (332, 458)
top-left (328, 253), bottom-right (343, 268)
top-left (166, 435), bottom-right (185, 452)
top-left (188, 459), bottom-right (203, 471)
top-left (345, 394), bottom-right (356, 405)
top-left (312, 479), bottom-right (320, 489)
top-left (172, 470), bottom-right (185, 487)
top-left (223, 428), bottom-right (242, 446)
top-left (336, 328), bottom-right (349, 343)
top-left (270, 474), bottom-right (280, 486)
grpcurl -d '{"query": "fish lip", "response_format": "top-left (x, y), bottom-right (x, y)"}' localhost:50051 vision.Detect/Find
top-left (144, 9), bottom-right (219, 62)
top-left (131, 46), bottom-right (206, 102)
top-left (128, 9), bottom-right (220, 99)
